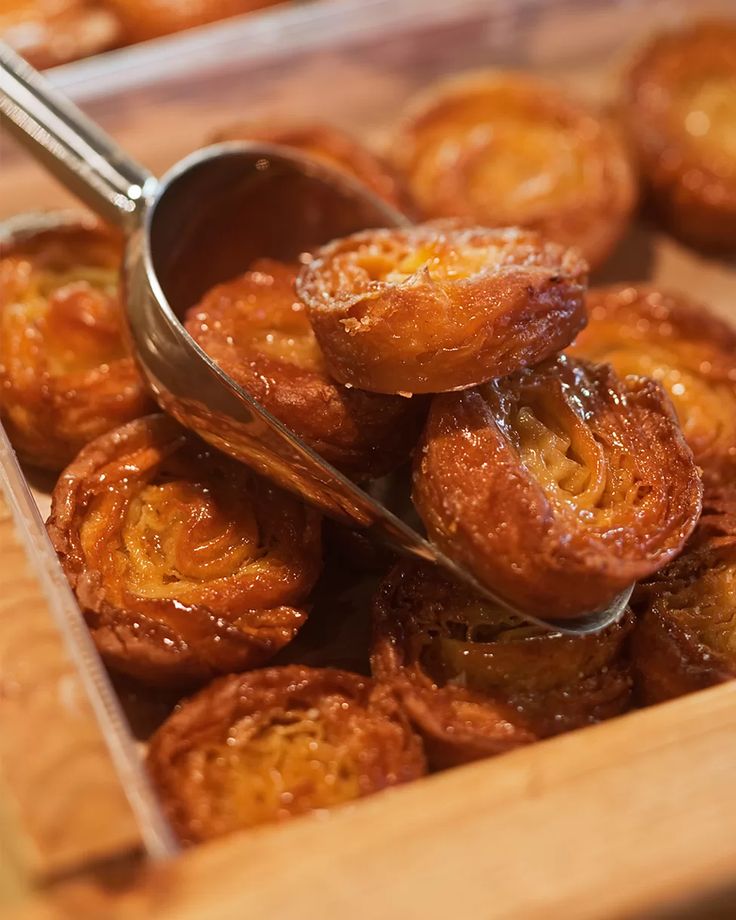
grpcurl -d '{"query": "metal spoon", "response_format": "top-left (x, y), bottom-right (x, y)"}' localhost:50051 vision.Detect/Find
top-left (0, 42), bottom-right (631, 634)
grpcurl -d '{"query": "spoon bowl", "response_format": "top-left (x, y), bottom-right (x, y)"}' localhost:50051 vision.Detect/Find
top-left (0, 41), bottom-right (632, 634)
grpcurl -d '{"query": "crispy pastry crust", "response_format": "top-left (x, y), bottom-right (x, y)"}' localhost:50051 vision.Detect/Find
top-left (0, 215), bottom-right (153, 470)
top-left (571, 285), bottom-right (736, 487)
top-left (413, 354), bottom-right (702, 620)
top-left (147, 665), bottom-right (427, 843)
top-left (391, 71), bottom-right (636, 269)
top-left (632, 490), bottom-right (736, 704)
top-left (297, 223), bottom-right (588, 394)
top-left (47, 415), bottom-right (322, 687)
top-left (104, 0), bottom-right (282, 43)
top-left (185, 259), bottom-right (425, 479)
top-left (209, 122), bottom-right (406, 209)
top-left (372, 561), bottom-right (634, 768)
top-left (623, 21), bottom-right (736, 252)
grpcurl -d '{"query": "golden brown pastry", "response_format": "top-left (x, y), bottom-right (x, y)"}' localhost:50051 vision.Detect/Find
top-left (0, 215), bottom-right (153, 470)
top-left (185, 259), bottom-right (425, 480)
top-left (297, 223), bottom-right (588, 395)
top-left (147, 665), bottom-right (427, 843)
top-left (103, 0), bottom-right (281, 43)
top-left (209, 122), bottom-right (405, 210)
top-left (0, 0), bottom-right (120, 69)
top-left (571, 285), bottom-right (736, 487)
top-left (632, 489), bottom-right (736, 704)
top-left (391, 71), bottom-right (636, 270)
top-left (413, 354), bottom-right (703, 621)
top-left (372, 561), bottom-right (634, 768)
top-left (623, 21), bottom-right (736, 252)
top-left (47, 414), bottom-right (322, 687)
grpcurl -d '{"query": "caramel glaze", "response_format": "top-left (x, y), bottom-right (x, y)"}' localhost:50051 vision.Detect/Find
top-left (571, 285), bottom-right (736, 488)
top-left (103, 0), bottom-right (282, 43)
top-left (47, 415), bottom-right (322, 687)
top-left (147, 665), bottom-right (427, 843)
top-left (209, 122), bottom-right (407, 210)
top-left (391, 71), bottom-right (636, 270)
top-left (0, 217), bottom-right (153, 471)
top-left (623, 20), bottom-right (736, 252)
top-left (632, 489), bottom-right (736, 704)
top-left (372, 561), bottom-right (634, 769)
top-left (413, 354), bottom-right (703, 621)
top-left (185, 259), bottom-right (426, 480)
top-left (297, 223), bottom-right (588, 395)
top-left (0, 0), bottom-right (120, 69)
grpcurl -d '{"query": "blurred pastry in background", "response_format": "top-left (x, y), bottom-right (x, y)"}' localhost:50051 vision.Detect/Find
top-left (210, 121), bottom-right (406, 210)
top-left (391, 71), bottom-right (637, 270)
top-left (0, 0), bottom-right (120, 68)
top-left (623, 20), bottom-right (736, 253)
top-left (104, 0), bottom-right (283, 44)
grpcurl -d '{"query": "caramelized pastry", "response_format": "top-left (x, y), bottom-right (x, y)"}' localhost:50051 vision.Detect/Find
top-left (413, 354), bottom-right (702, 620)
top-left (47, 414), bottom-right (322, 686)
top-left (632, 490), bottom-right (736, 704)
top-left (0, 215), bottom-right (153, 470)
top-left (0, 0), bottom-right (120, 69)
top-left (104, 0), bottom-right (281, 43)
top-left (185, 259), bottom-right (425, 480)
top-left (623, 21), bottom-right (736, 252)
top-left (210, 122), bottom-right (405, 209)
top-left (391, 71), bottom-right (636, 269)
top-left (372, 561), bottom-right (634, 767)
top-left (147, 665), bottom-right (426, 842)
top-left (297, 223), bottom-right (588, 395)
top-left (571, 285), bottom-right (736, 487)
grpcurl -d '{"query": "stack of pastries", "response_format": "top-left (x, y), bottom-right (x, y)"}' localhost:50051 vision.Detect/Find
top-left (2, 18), bottom-right (735, 846)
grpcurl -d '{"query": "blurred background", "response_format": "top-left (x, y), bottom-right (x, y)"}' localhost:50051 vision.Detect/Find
top-left (0, 0), bottom-right (298, 68)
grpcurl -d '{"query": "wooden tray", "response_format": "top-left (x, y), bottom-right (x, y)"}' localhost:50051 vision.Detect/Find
top-left (2, 0), bottom-right (736, 916)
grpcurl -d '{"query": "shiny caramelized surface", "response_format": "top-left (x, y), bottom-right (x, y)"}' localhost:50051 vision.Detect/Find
top-left (572, 286), bottom-right (736, 485)
top-left (47, 415), bottom-right (322, 684)
top-left (414, 355), bottom-right (702, 619)
top-left (147, 667), bottom-right (426, 842)
top-left (392, 72), bottom-right (635, 268)
top-left (0, 220), bottom-right (152, 470)
top-left (628, 22), bottom-right (736, 166)
top-left (304, 224), bottom-right (586, 301)
top-left (185, 259), bottom-right (425, 479)
top-left (380, 562), bottom-right (631, 707)
top-left (187, 259), bottom-right (325, 372)
top-left (67, 417), bottom-right (319, 611)
top-left (624, 20), bottom-right (736, 251)
top-left (104, 0), bottom-right (282, 42)
top-left (297, 223), bottom-right (588, 394)
top-left (633, 492), bottom-right (736, 700)
top-left (675, 75), bottom-right (736, 160)
top-left (485, 358), bottom-right (668, 532)
top-left (372, 562), bottom-right (633, 764)
top-left (0, 0), bottom-right (120, 68)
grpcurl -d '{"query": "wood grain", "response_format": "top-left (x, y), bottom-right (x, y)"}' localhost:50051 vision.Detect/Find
top-left (3, 2), bottom-right (736, 917)
top-left (6, 682), bottom-right (736, 919)
top-left (0, 488), bottom-right (143, 880)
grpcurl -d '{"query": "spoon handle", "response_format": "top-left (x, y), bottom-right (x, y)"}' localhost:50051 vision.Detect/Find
top-left (0, 42), bottom-right (156, 230)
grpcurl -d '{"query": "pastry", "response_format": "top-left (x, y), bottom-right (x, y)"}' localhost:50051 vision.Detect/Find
top-left (297, 223), bottom-right (587, 394)
top-left (147, 665), bottom-right (426, 842)
top-left (47, 414), bottom-right (322, 686)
